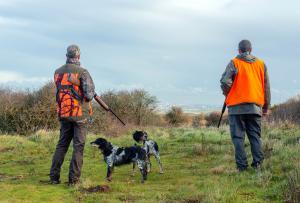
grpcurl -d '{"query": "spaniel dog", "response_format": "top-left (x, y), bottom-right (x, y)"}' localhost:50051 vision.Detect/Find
top-left (91, 138), bottom-right (148, 183)
top-left (132, 131), bottom-right (163, 174)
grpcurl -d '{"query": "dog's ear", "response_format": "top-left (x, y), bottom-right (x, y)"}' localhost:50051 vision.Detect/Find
top-left (133, 131), bottom-right (143, 142)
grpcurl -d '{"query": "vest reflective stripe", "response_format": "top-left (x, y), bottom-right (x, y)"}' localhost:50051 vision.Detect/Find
top-left (54, 73), bottom-right (83, 118)
top-left (225, 58), bottom-right (265, 107)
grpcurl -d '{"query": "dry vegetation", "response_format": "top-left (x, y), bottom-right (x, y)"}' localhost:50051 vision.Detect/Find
top-left (0, 82), bottom-right (299, 136)
top-left (0, 83), bottom-right (228, 135)
top-left (269, 95), bottom-right (300, 124)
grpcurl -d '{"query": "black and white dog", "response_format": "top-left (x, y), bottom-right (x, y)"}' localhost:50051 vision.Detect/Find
top-left (132, 131), bottom-right (164, 174)
top-left (90, 138), bottom-right (148, 183)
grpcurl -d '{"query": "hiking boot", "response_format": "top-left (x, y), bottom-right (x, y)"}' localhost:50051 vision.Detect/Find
top-left (40, 179), bottom-right (60, 185)
top-left (251, 163), bottom-right (262, 171)
top-left (51, 179), bottom-right (61, 184)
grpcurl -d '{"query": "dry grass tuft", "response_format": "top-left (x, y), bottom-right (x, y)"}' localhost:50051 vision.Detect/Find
top-left (210, 165), bottom-right (226, 174)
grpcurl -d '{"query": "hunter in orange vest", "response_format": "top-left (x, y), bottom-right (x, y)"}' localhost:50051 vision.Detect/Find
top-left (220, 40), bottom-right (271, 172)
top-left (49, 45), bottom-right (96, 185)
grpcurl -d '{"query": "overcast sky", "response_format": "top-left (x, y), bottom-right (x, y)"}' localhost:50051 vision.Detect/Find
top-left (0, 0), bottom-right (299, 106)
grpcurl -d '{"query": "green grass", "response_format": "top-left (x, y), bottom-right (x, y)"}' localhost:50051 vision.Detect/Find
top-left (0, 126), bottom-right (299, 203)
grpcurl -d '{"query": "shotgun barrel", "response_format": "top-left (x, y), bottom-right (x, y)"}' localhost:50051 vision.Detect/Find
top-left (94, 95), bottom-right (126, 126)
top-left (109, 109), bottom-right (126, 126)
top-left (217, 102), bottom-right (226, 128)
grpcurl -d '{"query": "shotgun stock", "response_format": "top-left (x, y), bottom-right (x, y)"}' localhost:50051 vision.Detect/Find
top-left (217, 102), bottom-right (226, 128)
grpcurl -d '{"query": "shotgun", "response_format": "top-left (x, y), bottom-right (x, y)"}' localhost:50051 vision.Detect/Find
top-left (217, 102), bottom-right (226, 128)
top-left (94, 94), bottom-right (126, 126)
top-left (68, 74), bottom-right (126, 126)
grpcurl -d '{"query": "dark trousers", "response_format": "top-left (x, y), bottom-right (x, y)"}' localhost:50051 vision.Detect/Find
top-left (50, 121), bottom-right (86, 182)
top-left (229, 114), bottom-right (264, 170)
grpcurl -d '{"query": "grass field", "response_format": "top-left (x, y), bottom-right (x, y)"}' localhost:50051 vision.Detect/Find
top-left (0, 125), bottom-right (299, 203)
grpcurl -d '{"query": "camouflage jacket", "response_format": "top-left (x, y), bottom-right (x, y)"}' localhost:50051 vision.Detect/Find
top-left (54, 60), bottom-right (96, 121)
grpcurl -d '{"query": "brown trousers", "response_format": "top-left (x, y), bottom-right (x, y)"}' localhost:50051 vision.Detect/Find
top-left (50, 121), bottom-right (86, 182)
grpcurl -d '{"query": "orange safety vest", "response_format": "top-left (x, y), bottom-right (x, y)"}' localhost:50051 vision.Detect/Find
top-left (54, 72), bottom-right (83, 118)
top-left (225, 58), bottom-right (265, 107)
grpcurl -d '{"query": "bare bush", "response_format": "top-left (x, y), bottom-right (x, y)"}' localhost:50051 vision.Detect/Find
top-left (0, 82), bottom-right (58, 135)
top-left (165, 106), bottom-right (187, 126)
top-left (270, 96), bottom-right (300, 125)
top-left (192, 113), bottom-right (206, 128)
top-left (205, 111), bottom-right (228, 127)
top-left (100, 89), bottom-right (158, 126)
top-left (0, 85), bottom-right (159, 135)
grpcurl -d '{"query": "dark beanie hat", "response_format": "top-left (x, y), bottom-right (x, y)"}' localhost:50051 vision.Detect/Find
top-left (238, 40), bottom-right (252, 53)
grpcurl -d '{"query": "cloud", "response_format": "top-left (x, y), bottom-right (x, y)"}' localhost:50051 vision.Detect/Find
top-left (0, 71), bottom-right (49, 84)
top-left (0, 0), bottom-right (18, 7)
top-left (0, 16), bottom-right (29, 27)
top-left (0, 0), bottom-right (299, 105)
top-left (0, 71), bottom-right (23, 83)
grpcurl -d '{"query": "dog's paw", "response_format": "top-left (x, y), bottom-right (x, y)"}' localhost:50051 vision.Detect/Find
top-left (106, 177), bottom-right (112, 182)
top-left (159, 171), bottom-right (164, 174)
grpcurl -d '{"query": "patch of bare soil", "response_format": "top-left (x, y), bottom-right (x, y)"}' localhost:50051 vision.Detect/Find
top-left (0, 173), bottom-right (24, 181)
top-left (183, 199), bottom-right (203, 203)
top-left (0, 147), bottom-right (14, 152)
top-left (81, 185), bottom-right (110, 193)
top-left (118, 195), bottom-right (135, 203)
top-left (15, 160), bottom-right (35, 165)
top-left (164, 197), bottom-right (203, 203)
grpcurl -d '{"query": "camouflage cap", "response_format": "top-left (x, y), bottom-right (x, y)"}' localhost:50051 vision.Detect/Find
top-left (66, 44), bottom-right (80, 58)
top-left (238, 40), bottom-right (252, 53)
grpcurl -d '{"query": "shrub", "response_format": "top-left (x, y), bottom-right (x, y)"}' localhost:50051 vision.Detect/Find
top-left (100, 89), bottom-right (158, 126)
top-left (165, 106), bottom-right (187, 126)
top-left (0, 82), bottom-right (58, 135)
top-left (0, 84), bottom-right (160, 135)
top-left (205, 111), bottom-right (228, 127)
top-left (192, 113), bottom-right (206, 128)
top-left (270, 95), bottom-right (300, 124)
